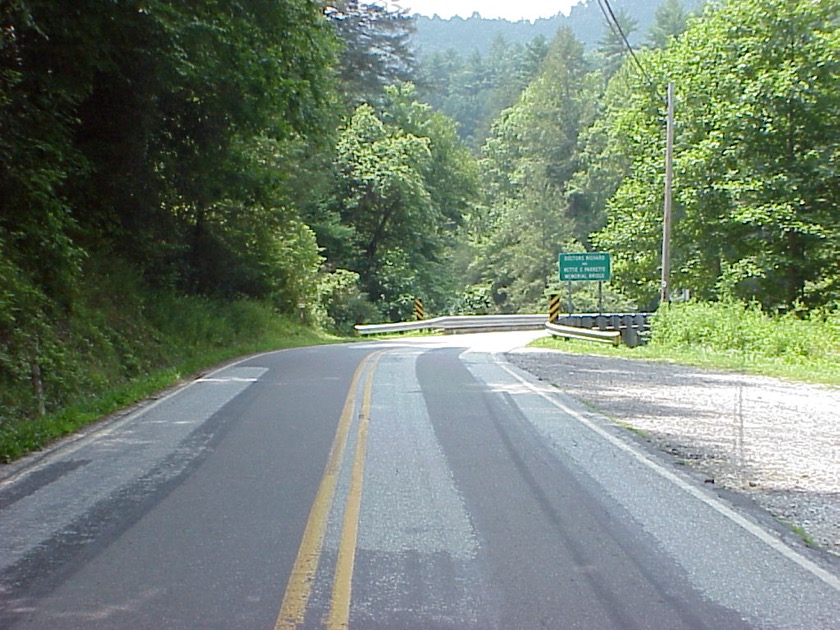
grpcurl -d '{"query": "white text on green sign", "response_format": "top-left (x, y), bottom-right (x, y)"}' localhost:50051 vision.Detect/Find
top-left (559, 252), bottom-right (611, 282)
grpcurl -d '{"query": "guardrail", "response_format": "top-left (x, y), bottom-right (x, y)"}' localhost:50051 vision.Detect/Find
top-left (554, 313), bottom-right (652, 329)
top-left (354, 314), bottom-right (547, 335)
top-left (551, 313), bottom-right (652, 347)
top-left (354, 312), bottom-right (652, 346)
top-left (545, 321), bottom-right (620, 345)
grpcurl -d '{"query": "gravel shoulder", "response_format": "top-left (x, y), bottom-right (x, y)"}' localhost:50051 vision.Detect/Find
top-left (507, 348), bottom-right (840, 557)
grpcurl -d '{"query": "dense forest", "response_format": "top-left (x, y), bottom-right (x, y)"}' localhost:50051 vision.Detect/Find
top-left (1, 0), bottom-right (839, 427)
top-left (411, 0), bottom-right (705, 56)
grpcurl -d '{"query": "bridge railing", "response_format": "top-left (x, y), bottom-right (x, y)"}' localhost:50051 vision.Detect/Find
top-left (354, 312), bottom-right (652, 346)
top-left (354, 314), bottom-right (546, 335)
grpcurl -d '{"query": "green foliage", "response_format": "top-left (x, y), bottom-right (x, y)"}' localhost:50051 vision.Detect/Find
top-left (411, 2), bottom-right (706, 58)
top-left (592, 0), bottom-right (840, 311)
top-left (333, 100), bottom-right (433, 260)
top-left (645, 0), bottom-right (692, 49)
top-left (649, 300), bottom-right (840, 367)
top-left (1, 0), bottom-right (338, 305)
top-left (469, 28), bottom-right (602, 313)
top-left (318, 268), bottom-right (380, 333)
top-left (0, 260), bottom-right (337, 462)
top-left (596, 7), bottom-right (640, 78)
top-left (324, 85), bottom-right (479, 319)
top-left (327, 1), bottom-right (416, 104)
top-left (0, 1), bottom-right (344, 436)
top-left (416, 34), bottom-right (548, 148)
top-left (450, 283), bottom-right (494, 315)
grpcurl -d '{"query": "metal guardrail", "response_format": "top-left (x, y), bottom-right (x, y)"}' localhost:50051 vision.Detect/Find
top-left (554, 313), bottom-right (652, 329)
top-left (545, 321), bottom-right (620, 345)
top-left (550, 313), bottom-right (652, 347)
top-left (354, 314), bottom-right (547, 335)
top-left (355, 312), bottom-right (652, 346)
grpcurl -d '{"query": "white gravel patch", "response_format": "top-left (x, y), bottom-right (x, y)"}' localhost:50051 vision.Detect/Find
top-left (506, 348), bottom-right (840, 556)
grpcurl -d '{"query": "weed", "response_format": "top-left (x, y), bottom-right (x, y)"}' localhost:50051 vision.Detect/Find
top-left (0, 274), bottom-right (343, 462)
top-left (532, 301), bottom-right (840, 386)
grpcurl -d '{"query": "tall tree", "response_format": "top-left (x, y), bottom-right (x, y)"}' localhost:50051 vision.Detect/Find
top-left (596, 6), bottom-right (639, 77)
top-left (324, 85), bottom-right (477, 318)
top-left (0, 0), bottom-right (89, 310)
top-left (470, 27), bottom-right (596, 312)
top-left (593, 0), bottom-right (840, 310)
top-left (1, 0), bottom-right (338, 305)
top-left (645, 0), bottom-right (691, 49)
top-left (77, 0), bottom-right (337, 296)
top-left (326, 0), bottom-right (416, 104)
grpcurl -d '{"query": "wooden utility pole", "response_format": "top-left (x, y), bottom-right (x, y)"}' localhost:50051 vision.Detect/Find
top-left (660, 81), bottom-right (674, 305)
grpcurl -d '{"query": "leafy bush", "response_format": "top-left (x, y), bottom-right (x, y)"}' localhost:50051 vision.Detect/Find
top-left (649, 300), bottom-right (840, 364)
top-left (0, 259), bottom-right (335, 462)
top-left (318, 268), bottom-right (381, 333)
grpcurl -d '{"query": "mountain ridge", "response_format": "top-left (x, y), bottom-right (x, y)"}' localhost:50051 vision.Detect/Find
top-left (411, 0), bottom-right (705, 57)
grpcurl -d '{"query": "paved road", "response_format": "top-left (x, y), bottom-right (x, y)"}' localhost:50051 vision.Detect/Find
top-left (1, 333), bottom-right (839, 628)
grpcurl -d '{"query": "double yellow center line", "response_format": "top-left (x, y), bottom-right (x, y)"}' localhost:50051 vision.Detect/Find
top-left (275, 350), bottom-right (385, 630)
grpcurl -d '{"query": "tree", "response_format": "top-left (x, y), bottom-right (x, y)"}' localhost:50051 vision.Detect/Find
top-left (592, 0), bottom-right (840, 310)
top-left (73, 0), bottom-right (337, 298)
top-left (1, 0), bottom-right (339, 309)
top-left (596, 6), bottom-right (639, 77)
top-left (324, 85), bottom-right (478, 319)
top-left (416, 36), bottom-right (548, 148)
top-left (470, 28), bottom-right (597, 312)
top-left (0, 0), bottom-right (88, 311)
top-left (646, 0), bottom-right (691, 49)
top-left (326, 0), bottom-right (416, 104)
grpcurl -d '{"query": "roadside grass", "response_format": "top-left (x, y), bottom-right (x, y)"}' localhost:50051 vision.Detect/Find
top-left (0, 285), bottom-right (344, 463)
top-left (787, 522), bottom-right (818, 548)
top-left (772, 513), bottom-right (819, 548)
top-left (531, 301), bottom-right (840, 386)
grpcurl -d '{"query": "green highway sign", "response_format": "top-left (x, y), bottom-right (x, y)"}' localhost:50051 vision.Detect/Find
top-left (559, 252), bottom-right (611, 282)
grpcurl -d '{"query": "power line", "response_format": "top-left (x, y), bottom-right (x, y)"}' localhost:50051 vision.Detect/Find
top-left (596, 1), bottom-right (673, 306)
top-left (596, 0), bottom-right (654, 88)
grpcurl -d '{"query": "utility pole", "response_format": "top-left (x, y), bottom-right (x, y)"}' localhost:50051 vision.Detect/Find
top-left (660, 81), bottom-right (674, 305)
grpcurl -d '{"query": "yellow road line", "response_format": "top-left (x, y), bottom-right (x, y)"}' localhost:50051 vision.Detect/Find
top-left (325, 352), bottom-right (383, 630)
top-left (274, 351), bottom-right (381, 630)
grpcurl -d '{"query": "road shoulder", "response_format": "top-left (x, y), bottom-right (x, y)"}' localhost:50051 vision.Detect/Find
top-left (507, 348), bottom-right (840, 560)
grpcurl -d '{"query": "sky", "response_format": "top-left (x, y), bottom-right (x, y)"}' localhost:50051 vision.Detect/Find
top-left (387, 1), bottom-right (581, 22)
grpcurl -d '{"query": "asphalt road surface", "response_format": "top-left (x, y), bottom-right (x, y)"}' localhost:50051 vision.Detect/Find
top-left (1, 332), bottom-right (839, 629)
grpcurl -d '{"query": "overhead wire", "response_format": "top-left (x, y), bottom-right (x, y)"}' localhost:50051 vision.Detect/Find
top-left (595, 0), bottom-right (674, 304)
top-left (596, 0), bottom-right (656, 91)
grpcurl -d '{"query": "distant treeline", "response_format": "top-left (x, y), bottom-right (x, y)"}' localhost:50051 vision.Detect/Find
top-left (411, 0), bottom-right (705, 57)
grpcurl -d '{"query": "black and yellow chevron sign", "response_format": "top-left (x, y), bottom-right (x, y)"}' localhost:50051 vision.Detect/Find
top-left (549, 294), bottom-right (560, 323)
top-left (413, 298), bottom-right (424, 321)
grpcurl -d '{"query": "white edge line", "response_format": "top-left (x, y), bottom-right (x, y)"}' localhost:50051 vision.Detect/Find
top-left (0, 352), bottom-right (276, 487)
top-left (493, 353), bottom-right (840, 593)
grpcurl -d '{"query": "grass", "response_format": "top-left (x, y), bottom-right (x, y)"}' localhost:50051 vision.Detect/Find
top-left (777, 519), bottom-right (818, 548)
top-left (0, 279), bottom-right (346, 463)
top-left (532, 301), bottom-right (840, 387)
